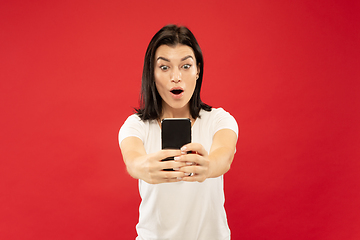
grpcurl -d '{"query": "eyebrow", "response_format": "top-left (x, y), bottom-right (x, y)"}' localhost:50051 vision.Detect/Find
top-left (181, 55), bottom-right (194, 61)
top-left (156, 55), bottom-right (194, 62)
top-left (156, 56), bottom-right (170, 62)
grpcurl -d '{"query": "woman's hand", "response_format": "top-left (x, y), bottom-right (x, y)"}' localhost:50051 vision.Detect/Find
top-left (138, 149), bottom-right (188, 184)
top-left (174, 129), bottom-right (238, 182)
top-left (175, 143), bottom-right (210, 182)
top-left (120, 136), bottom-right (188, 184)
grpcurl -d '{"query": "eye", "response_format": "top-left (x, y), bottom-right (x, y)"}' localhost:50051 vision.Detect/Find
top-left (160, 65), bottom-right (169, 71)
top-left (182, 64), bottom-right (191, 69)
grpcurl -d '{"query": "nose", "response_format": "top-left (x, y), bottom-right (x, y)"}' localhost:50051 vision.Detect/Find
top-left (170, 68), bottom-right (181, 82)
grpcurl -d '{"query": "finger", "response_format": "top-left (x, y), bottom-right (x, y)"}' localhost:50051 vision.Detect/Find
top-left (149, 150), bottom-right (183, 172)
top-left (160, 159), bottom-right (188, 170)
top-left (181, 176), bottom-right (197, 182)
top-left (180, 143), bottom-right (207, 156)
top-left (182, 174), bottom-right (206, 183)
top-left (154, 150), bottom-right (182, 166)
top-left (179, 165), bottom-right (199, 175)
top-left (159, 149), bottom-right (182, 159)
top-left (160, 170), bottom-right (186, 180)
top-left (148, 165), bottom-right (186, 183)
top-left (174, 154), bottom-right (203, 166)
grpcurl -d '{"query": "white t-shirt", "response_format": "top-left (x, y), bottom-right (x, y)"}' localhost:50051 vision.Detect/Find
top-left (119, 108), bottom-right (238, 240)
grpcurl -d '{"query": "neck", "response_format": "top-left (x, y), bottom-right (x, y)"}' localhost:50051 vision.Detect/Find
top-left (160, 103), bottom-right (191, 119)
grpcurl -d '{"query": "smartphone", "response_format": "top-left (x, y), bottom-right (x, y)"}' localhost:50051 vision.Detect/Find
top-left (161, 118), bottom-right (191, 168)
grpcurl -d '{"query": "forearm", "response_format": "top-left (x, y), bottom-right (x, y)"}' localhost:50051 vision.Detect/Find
top-left (207, 147), bottom-right (235, 178)
top-left (123, 152), bottom-right (147, 180)
top-left (120, 137), bottom-right (149, 180)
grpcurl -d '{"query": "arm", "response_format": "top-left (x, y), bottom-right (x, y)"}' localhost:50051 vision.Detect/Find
top-left (176, 128), bottom-right (238, 182)
top-left (120, 136), bottom-right (187, 184)
top-left (208, 128), bottom-right (238, 177)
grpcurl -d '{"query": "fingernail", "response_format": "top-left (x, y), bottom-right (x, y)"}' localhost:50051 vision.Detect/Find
top-left (174, 156), bottom-right (180, 161)
top-left (185, 172), bottom-right (191, 176)
top-left (177, 177), bottom-right (183, 180)
top-left (173, 167), bottom-right (180, 171)
top-left (186, 162), bottom-right (193, 165)
top-left (181, 146), bottom-right (187, 152)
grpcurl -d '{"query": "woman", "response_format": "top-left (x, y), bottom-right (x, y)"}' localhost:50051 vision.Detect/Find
top-left (119, 24), bottom-right (238, 240)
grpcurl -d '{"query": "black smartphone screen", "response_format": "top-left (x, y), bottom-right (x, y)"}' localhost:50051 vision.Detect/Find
top-left (161, 118), bottom-right (191, 168)
top-left (161, 118), bottom-right (191, 150)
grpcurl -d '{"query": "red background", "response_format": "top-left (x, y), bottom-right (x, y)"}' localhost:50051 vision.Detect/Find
top-left (1, 0), bottom-right (359, 239)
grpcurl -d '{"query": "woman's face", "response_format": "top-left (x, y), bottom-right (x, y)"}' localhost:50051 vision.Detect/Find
top-left (154, 44), bottom-right (199, 115)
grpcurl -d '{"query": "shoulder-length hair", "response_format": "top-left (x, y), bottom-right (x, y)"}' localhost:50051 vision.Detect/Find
top-left (135, 24), bottom-right (211, 120)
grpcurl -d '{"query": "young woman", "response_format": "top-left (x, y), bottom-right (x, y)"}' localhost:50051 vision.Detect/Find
top-left (119, 24), bottom-right (238, 240)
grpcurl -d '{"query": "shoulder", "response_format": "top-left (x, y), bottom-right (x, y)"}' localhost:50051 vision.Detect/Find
top-left (123, 113), bottom-right (143, 124)
top-left (118, 114), bottom-right (151, 144)
top-left (198, 107), bottom-right (238, 136)
top-left (199, 107), bottom-right (234, 120)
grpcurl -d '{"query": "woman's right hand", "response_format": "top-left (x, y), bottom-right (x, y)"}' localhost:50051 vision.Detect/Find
top-left (120, 136), bottom-right (186, 184)
top-left (138, 149), bottom-right (187, 184)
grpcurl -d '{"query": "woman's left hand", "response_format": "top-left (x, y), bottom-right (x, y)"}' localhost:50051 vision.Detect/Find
top-left (174, 143), bottom-right (210, 182)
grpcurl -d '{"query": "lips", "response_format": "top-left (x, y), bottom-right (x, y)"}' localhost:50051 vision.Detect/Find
top-left (170, 87), bottom-right (184, 99)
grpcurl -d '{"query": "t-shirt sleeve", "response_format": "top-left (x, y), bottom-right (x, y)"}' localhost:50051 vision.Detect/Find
top-left (212, 108), bottom-right (239, 137)
top-left (118, 114), bottom-right (145, 146)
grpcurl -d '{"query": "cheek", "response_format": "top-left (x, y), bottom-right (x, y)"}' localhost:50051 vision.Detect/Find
top-left (154, 81), bottom-right (163, 94)
top-left (187, 72), bottom-right (197, 88)
top-left (154, 74), bottom-right (163, 88)
top-left (154, 79), bottom-right (167, 97)
top-left (154, 71), bottom-right (168, 86)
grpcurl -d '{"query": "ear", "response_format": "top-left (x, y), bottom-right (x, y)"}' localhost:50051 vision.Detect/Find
top-left (196, 63), bottom-right (201, 79)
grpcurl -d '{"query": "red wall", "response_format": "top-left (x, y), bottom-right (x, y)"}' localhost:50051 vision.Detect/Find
top-left (1, 0), bottom-right (359, 239)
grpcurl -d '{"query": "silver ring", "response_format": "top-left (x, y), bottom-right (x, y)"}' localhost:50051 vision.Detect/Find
top-left (189, 173), bottom-right (194, 177)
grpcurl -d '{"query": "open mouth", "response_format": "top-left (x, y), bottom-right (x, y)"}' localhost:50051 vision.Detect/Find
top-left (170, 89), bottom-right (184, 95)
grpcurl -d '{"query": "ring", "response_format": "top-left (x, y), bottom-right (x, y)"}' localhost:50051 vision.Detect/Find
top-left (189, 173), bottom-right (194, 177)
